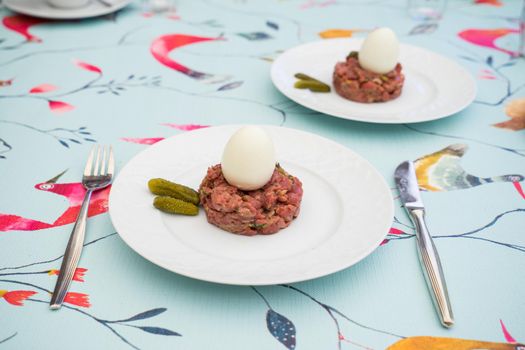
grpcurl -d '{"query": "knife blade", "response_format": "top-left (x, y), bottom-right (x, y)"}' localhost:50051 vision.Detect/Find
top-left (395, 160), bottom-right (454, 328)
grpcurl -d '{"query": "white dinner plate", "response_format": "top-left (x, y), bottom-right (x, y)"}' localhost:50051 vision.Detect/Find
top-left (109, 126), bottom-right (394, 285)
top-left (271, 38), bottom-right (476, 124)
top-left (4, 0), bottom-right (131, 19)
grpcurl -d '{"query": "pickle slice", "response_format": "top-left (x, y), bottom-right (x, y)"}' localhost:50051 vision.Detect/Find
top-left (293, 73), bottom-right (331, 92)
top-left (148, 178), bottom-right (199, 205)
top-left (294, 80), bottom-right (331, 92)
top-left (346, 51), bottom-right (359, 59)
top-left (153, 196), bottom-right (199, 216)
top-left (294, 73), bottom-right (317, 81)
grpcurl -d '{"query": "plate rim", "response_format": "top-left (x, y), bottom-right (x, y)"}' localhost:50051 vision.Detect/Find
top-left (270, 37), bottom-right (477, 124)
top-left (109, 125), bottom-right (394, 285)
top-left (3, 0), bottom-right (131, 19)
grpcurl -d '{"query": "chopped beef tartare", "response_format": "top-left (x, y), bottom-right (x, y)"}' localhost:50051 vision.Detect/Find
top-left (199, 164), bottom-right (303, 235)
top-left (333, 52), bottom-right (405, 103)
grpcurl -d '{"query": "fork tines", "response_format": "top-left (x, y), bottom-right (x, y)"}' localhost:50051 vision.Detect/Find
top-left (84, 145), bottom-right (114, 177)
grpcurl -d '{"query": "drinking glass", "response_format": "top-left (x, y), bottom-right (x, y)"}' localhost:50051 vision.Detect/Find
top-left (407, 0), bottom-right (447, 21)
top-left (142, 0), bottom-right (174, 13)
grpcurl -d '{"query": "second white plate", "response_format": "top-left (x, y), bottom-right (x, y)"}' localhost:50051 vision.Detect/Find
top-left (4, 0), bottom-right (131, 19)
top-left (109, 126), bottom-right (394, 285)
top-left (271, 38), bottom-right (476, 124)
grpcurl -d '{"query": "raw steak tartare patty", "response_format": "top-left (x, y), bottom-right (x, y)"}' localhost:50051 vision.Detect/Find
top-left (199, 164), bottom-right (303, 235)
top-left (333, 53), bottom-right (405, 103)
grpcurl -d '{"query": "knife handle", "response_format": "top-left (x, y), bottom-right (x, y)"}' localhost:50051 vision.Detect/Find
top-left (409, 208), bottom-right (454, 328)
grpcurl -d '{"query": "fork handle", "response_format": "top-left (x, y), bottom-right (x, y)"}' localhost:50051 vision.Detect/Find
top-left (50, 189), bottom-right (93, 310)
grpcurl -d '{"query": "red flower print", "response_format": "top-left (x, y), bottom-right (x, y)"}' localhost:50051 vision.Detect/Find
top-left (48, 268), bottom-right (87, 282)
top-left (474, 0), bottom-right (502, 6)
top-left (120, 137), bottom-right (165, 145)
top-left (500, 319), bottom-right (516, 343)
top-left (388, 227), bottom-right (405, 235)
top-left (514, 182), bottom-right (525, 200)
top-left (29, 83), bottom-right (58, 94)
top-left (0, 289), bottom-right (37, 306)
top-left (2, 15), bottom-right (48, 42)
top-left (72, 268), bottom-right (87, 282)
top-left (150, 34), bottom-right (225, 81)
top-left (73, 59), bottom-right (102, 75)
top-left (48, 100), bottom-right (75, 113)
top-left (161, 123), bottom-right (209, 131)
top-left (458, 28), bottom-right (519, 57)
top-left (381, 227), bottom-right (406, 245)
top-left (64, 292), bottom-right (91, 308)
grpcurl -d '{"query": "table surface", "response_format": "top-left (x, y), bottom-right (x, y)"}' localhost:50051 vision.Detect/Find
top-left (1, 1), bottom-right (524, 349)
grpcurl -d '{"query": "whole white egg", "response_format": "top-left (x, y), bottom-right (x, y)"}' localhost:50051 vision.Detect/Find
top-left (221, 126), bottom-right (276, 191)
top-left (358, 27), bottom-right (400, 74)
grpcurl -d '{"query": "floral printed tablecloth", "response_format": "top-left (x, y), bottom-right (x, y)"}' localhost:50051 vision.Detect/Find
top-left (1, 0), bottom-right (524, 349)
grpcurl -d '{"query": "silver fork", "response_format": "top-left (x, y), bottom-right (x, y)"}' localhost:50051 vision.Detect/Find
top-left (50, 145), bottom-right (114, 310)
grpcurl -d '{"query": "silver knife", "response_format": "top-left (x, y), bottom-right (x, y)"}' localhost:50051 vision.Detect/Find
top-left (394, 160), bottom-right (454, 328)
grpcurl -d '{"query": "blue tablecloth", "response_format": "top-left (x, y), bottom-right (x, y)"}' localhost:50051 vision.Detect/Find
top-left (1, 0), bottom-right (524, 349)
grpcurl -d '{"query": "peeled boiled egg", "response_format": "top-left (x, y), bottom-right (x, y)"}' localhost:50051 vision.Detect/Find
top-left (358, 27), bottom-right (400, 74)
top-left (221, 126), bottom-right (276, 191)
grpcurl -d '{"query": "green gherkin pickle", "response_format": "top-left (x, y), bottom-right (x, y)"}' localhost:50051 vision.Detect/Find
top-left (148, 178), bottom-right (199, 205)
top-left (294, 73), bottom-right (317, 81)
top-left (346, 51), bottom-right (359, 59)
top-left (294, 80), bottom-right (331, 92)
top-left (153, 196), bottom-right (199, 216)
